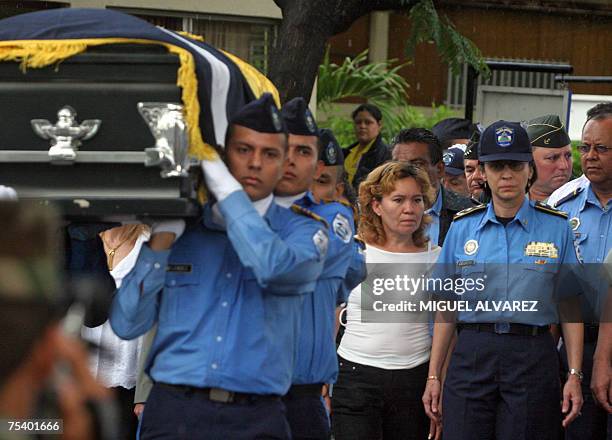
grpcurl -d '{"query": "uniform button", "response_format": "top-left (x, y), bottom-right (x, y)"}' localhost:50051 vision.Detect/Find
top-left (154, 263), bottom-right (161, 269)
top-left (170, 280), bottom-right (176, 286)
top-left (211, 363), bottom-right (218, 370)
top-left (221, 301), bottom-right (228, 307)
top-left (216, 336), bottom-right (223, 342)
top-left (226, 273), bottom-right (232, 279)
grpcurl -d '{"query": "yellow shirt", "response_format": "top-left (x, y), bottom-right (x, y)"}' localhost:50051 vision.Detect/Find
top-left (345, 138), bottom-right (376, 185)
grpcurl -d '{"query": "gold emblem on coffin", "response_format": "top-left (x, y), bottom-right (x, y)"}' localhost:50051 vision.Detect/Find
top-left (524, 241), bottom-right (558, 259)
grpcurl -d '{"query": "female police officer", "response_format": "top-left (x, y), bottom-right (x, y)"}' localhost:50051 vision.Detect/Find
top-left (422, 121), bottom-right (584, 440)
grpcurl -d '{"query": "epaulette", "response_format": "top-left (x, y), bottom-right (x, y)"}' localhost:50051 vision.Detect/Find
top-left (322, 198), bottom-right (353, 210)
top-left (354, 235), bottom-right (366, 249)
top-left (291, 204), bottom-right (329, 228)
top-left (553, 187), bottom-right (584, 208)
top-left (535, 201), bottom-right (568, 219)
top-left (453, 204), bottom-right (487, 221)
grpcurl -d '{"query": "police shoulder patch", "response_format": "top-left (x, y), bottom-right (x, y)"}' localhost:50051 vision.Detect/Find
top-left (553, 187), bottom-right (584, 209)
top-left (453, 204), bottom-right (487, 221)
top-left (534, 202), bottom-right (568, 219)
top-left (291, 204), bottom-right (329, 228)
top-left (332, 212), bottom-right (352, 244)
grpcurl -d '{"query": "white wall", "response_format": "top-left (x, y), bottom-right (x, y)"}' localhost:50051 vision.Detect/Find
top-left (569, 94), bottom-right (612, 140)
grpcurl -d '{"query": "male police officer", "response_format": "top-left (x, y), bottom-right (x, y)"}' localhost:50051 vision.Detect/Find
top-left (276, 98), bottom-right (365, 440)
top-left (312, 128), bottom-right (347, 204)
top-left (391, 128), bottom-right (472, 245)
top-left (423, 121), bottom-right (584, 440)
top-left (553, 103), bottom-right (612, 440)
top-left (463, 131), bottom-right (486, 203)
top-left (526, 115), bottom-right (573, 203)
top-left (442, 145), bottom-right (469, 197)
top-left (110, 94), bottom-right (328, 440)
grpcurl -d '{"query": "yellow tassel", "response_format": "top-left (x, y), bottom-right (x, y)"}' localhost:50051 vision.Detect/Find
top-left (221, 50), bottom-right (281, 106)
top-left (177, 31), bottom-right (205, 42)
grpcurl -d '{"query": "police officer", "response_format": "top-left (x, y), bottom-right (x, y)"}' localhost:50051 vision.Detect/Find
top-left (464, 129), bottom-right (487, 204)
top-left (423, 120), bottom-right (584, 440)
top-left (312, 128), bottom-right (347, 204)
top-left (526, 115), bottom-right (573, 203)
top-left (442, 145), bottom-right (469, 197)
top-left (276, 98), bottom-right (366, 440)
top-left (110, 94), bottom-right (329, 440)
top-left (553, 103), bottom-right (612, 440)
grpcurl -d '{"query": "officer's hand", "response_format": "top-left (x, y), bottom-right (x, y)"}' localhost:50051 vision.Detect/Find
top-left (422, 379), bottom-right (442, 423)
top-left (591, 357), bottom-right (612, 413)
top-left (149, 220), bottom-right (185, 251)
top-left (561, 375), bottom-right (584, 427)
top-left (200, 155), bottom-right (242, 202)
top-left (134, 403), bottom-right (145, 418)
top-left (427, 419), bottom-right (442, 440)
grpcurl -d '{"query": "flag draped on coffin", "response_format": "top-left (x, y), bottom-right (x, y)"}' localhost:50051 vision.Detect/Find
top-left (0, 8), bottom-right (280, 160)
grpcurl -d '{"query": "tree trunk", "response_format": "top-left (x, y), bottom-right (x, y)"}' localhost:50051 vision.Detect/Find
top-left (269, 0), bottom-right (415, 103)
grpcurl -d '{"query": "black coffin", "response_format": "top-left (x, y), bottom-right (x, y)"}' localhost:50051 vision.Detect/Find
top-left (0, 44), bottom-right (201, 219)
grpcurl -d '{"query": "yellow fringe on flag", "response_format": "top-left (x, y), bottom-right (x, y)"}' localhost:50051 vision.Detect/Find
top-left (0, 38), bottom-right (216, 160)
top-left (177, 31), bottom-right (205, 42)
top-left (221, 50), bottom-right (280, 106)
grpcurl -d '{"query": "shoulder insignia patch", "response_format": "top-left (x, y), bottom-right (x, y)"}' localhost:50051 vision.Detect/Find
top-left (535, 201), bottom-right (568, 219)
top-left (453, 204), bottom-right (487, 221)
top-left (332, 213), bottom-right (352, 244)
top-left (291, 204), bottom-right (329, 228)
top-left (553, 187), bottom-right (584, 208)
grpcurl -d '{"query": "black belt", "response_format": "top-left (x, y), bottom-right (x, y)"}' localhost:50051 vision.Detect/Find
top-left (458, 323), bottom-right (550, 336)
top-left (157, 383), bottom-right (280, 404)
top-left (286, 383), bottom-right (324, 398)
top-left (584, 324), bottom-right (599, 343)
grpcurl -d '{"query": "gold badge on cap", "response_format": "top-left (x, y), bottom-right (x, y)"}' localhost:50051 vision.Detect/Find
top-left (569, 217), bottom-right (580, 231)
top-left (525, 241), bottom-right (558, 259)
top-left (464, 239), bottom-right (478, 255)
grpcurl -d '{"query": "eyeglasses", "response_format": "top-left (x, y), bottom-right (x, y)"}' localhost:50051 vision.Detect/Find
top-left (577, 144), bottom-right (611, 155)
top-left (486, 161), bottom-right (527, 172)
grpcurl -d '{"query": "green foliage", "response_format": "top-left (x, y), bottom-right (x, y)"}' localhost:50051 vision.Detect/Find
top-left (317, 48), bottom-right (409, 123)
top-left (319, 104), bottom-right (457, 147)
top-left (317, 47), bottom-right (459, 146)
top-left (571, 141), bottom-right (583, 177)
top-left (406, 0), bottom-right (489, 77)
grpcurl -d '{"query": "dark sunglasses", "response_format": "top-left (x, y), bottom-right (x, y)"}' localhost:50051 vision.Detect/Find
top-left (486, 161), bottom-right (527, 172)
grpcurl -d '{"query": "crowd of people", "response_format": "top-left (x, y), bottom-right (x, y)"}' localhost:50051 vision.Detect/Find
top-left (1, 97), bottom-right (611, 440)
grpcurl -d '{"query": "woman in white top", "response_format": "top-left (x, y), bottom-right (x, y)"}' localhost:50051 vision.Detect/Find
top-left (81, 223), bottom-right (149, 439)
top-left (333, 161), bottom-right (441, 440)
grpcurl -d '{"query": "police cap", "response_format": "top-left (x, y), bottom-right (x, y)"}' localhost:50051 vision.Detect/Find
top-left (443, 145), bottom-right (466, 175)
top-left (230, 93), bottom-right (287, 134)
top-left (281, 97), bottom-right (318, 136)
top-left (525, 114), bottom-right (571, 148)
top-left (479, 120), bottom-right (532, 162)
top-left (432, 118), bottom-right (477, 145)
top-left (318, 128), bottom-right (344, 166)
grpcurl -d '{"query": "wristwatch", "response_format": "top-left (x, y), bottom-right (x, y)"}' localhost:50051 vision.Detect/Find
top-left (567, 369), bottom-right (584, 382)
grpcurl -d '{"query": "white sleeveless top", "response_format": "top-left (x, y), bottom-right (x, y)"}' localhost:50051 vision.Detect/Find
top-left (337, 242), bottom-right (441, 370)
top-left (81, 231), bottom-right (149, 389)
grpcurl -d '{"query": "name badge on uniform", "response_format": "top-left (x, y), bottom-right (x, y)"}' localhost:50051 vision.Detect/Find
top-left (457, 260), bottom-right (475, 267)
top-left (524, 241), bottom-right (558, 259)
top-left (464, 239), bottom-right (478, 256)
top-left (167, 264), bottom-right (192, 273)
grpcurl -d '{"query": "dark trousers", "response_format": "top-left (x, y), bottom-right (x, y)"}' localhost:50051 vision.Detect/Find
top-left (331, 356), bottom-right (429, 440)
top-left (560, 339), bottom-right (609, 440)
top-left (443, 329), bottom-right (561, 440)
top-left (111, 386), bottom-right (138, 440)
top-left (283, 391), bottom-right (330, 440)
top-left (140, 384), bottom-right (291, 440)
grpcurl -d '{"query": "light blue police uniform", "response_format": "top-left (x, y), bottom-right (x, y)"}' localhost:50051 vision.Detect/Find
top-left (110, 190), bottom-right (328, 396)
top-left (437, 120), bottom-right (584, 440)
top-left (554, 182), bottom-right (612, 440)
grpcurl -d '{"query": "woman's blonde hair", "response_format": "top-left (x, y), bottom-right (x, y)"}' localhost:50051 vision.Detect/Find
top-left (358, 161), bottom-right (435, 247)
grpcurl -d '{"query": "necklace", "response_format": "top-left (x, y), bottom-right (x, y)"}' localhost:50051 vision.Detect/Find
top-left (100, 230), bottom-right (137, 270)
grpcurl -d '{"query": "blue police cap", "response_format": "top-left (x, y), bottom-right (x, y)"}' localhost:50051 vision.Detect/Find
top-left (230, 93), bottom-right (287, 134)
top-left (318, 128), bottom-right (344, 166)
top-left (479, 120), bottom-right (533, 162)
top-left (443, 146), bottom-right (465, 175)
top-left (280, 97), bottom-right (318, 136)
top-left (432, 117), bottom-right (477, 145)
